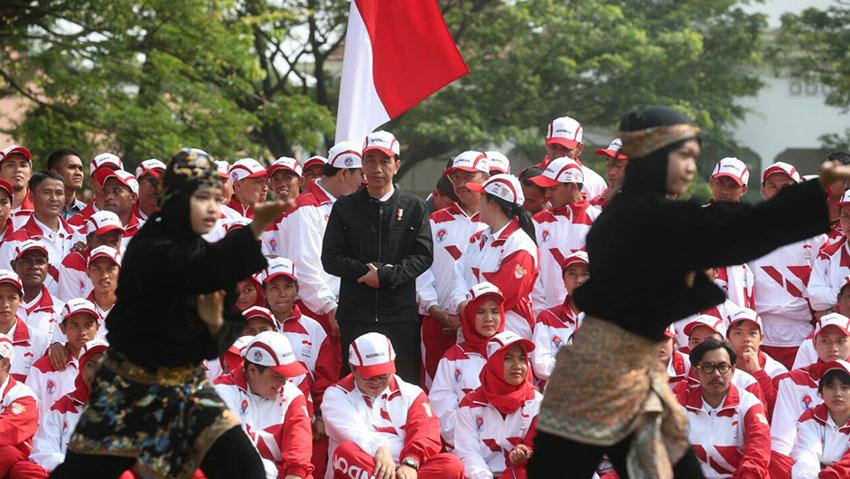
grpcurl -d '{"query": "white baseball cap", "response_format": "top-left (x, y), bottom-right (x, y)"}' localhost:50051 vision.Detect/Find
top-left (1, 145), bottom-right (32, 164)
top-left (135, 159), bottom-right (167, 180)
top-left (302, 155), bottom-right (328, 171)
top-left (214, 160), bottom-right (231, 180)
top-left (328, 141), bottom-right (363, 169)
top-left (727, 307), bottom-right (762, 332)
top-left (78, 339), bottom-right (108, 362)
top-left (546, 116), bottom-right (583, 149)
top-left (86, 210), bottom-right (123, 236)
top-left (821, 359), bottom-right (850, 377)
top-left (762, 162), bottom-right (801, 184)
top-left (242, 331), bottom-right (307, 377)
top-left (88, 245), bottom-right (121, 267)
top-left (815, 313), bottom-right (850, 339)
top-left (267, 157), bottom-right (303, 178)
top-left (683, 314), bottom-right (727, 338)
top-left (90, 153), bottom-right (123, 176)
top-left (711, 157), bottom-right (749, 186)
top-left (445, 151), bottom-right (489, 176)
top-left (838, 190), bottom-right (850, 207)
top-left (0, 270), bottom-right (22, 296)
top-left (466, 173), bottom-right (525, 206)
top-left (242, 306), bottom-right (277, 328)
top-left (363, 131), bottom-right (400, 158)
top-left (61, 298), bottom-right (101, 324)
top-left (0, 333), bottom-right (14, 365)
top-left (14, 239), bottom-right (48, 261)
top-left (466, 281), bottom-right (504, 304)
top-left (349, 332), bottom-right (396, 377)
top-left (96, 169), bottom-right (139, 196)
top-left (560, 250), bottom-right (589, 271)
top-left (594, 138), bottom-right (627, 160)
top-left (260, 257), bottom-right (297, 284)
top-left (485, 151), bottom-right (511, 175)
top-left (530, 156), bottom-right (584, 187)
top-left (229, 158), bottom-right (267, 183)
top-left (486, 331), bottom-right (535, 359)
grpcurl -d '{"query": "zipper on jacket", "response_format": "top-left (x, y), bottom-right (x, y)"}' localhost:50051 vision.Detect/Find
top-left (375, 202), bottom-right (383, 322)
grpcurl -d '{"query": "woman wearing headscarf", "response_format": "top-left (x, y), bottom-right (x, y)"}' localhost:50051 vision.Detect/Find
top-left (52, 148), bottom-right (286, 479)
top-left (454, 331), bottom-right (541, 479)
top-left (529, 106), bottom-right (850, 478)
top-left (429, 281), bottom-right (506, 449)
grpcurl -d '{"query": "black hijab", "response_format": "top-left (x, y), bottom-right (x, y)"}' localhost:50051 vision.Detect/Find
top-left (154, 148), bottom-right (222, 242)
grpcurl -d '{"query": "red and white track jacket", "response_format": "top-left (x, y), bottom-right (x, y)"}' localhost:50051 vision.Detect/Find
top-left (28, 391), bottom-right (83, 471)
top-left (56, 249), bottom-right (91, 303)
top-left (0, 216), bottom-right (81, 294)
top-left (530, 303), bottom-right (582, 382)
top-left (791, 404), bottom-right (850, 479)
top-left (530, 201), bottom-right (599, 314)
top-left (215, 368), bottom-right (314, 479)
top-left (19, 287), bottom-right (63, 341)
top-left (454, 388), bottom-right (542, 479)
top-left (221, 196), bottom-right (253, 220)
top-left (0, 375), bottom-right (39, 460)
top-left (679, 368), bottom-right (766, 406)
top-left (6, 318), bottom-right (49, 382)
top-left (25, 353), bottom-right (77, 421)
top-left (667, 350), bottom-right (691, 386)
top-left (118, 212), bottom-right (142, 252)
top-left (675, 384), bottom-right (770, 478)
top-left (416, 204), bottom-right (486, 316)
top-left (428, 343), bottom-right (487, 448)
top-left (716, 265), bottom-right (755, 310)
top-left (321, 375), bottom-right (441, 479)
top-left (66, 200), bottom-right (97, 229)
top-left (771, 363), bottom-right (822, 456)
top-left (793, 337), bottom-right (818, 371)
top-left (277, 307), bottom-right (335, 407)
top-left (452, 219), bottom-right (539, 339)
top-left (279, 181), bottom-right (342, 316)
top-left (748, 238), bottom-right (824, 347)
top-left (810, 236), bottom-right (850, 312)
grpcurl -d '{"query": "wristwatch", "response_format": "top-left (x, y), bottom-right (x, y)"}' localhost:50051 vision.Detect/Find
top-left (401, 457), bottom-right (419, 470)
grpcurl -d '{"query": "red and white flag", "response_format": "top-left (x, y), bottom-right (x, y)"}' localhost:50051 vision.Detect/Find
top-left (335, 0), bottom-right (469, 144)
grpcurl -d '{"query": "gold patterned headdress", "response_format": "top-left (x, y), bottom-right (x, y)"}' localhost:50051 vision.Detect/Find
top-left (619, 124), bottom-right (701, 159)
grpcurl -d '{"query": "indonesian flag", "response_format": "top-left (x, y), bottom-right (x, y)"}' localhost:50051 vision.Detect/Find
top-left (335, 0), bottom-right (469, 144)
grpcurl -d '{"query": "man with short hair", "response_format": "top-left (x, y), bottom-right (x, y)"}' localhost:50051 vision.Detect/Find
top-left (67, 153), bottom-right (123, 228)
top-left (261, 157), bottom-right (302, 257)
top-left (223, 158), bottom-right (267, 219)
top-left (133, 159), bottom-right (166, 222)
top-left (321, 332), bottom-right (463, 479)
top-left (0, 333), bottom-right (40, 478)
top-left (300, 155), bottom-right (327, 190)
top-left (83, 246), bottom-right (119, 337)
top-left (11, 240), bottom-right (63, 337)
top-left (95, 169), bottom-right (141, 250)
top-left (709, 157), bottom-right (749, 204)
top-left (46, 149), bottom-right (85, 219)
top-left (56, 211), bottom-right (122, 302)
top-left (0, 145), bottom-right (34, 229)
top-left (537, 116), bottom-right (607, 199)
top-left (589, 138), bottom-right (627, 208)
top-left (518, 167), bottom-right (549, 215)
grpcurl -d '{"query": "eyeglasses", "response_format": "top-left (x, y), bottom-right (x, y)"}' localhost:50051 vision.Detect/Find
top-left (697, 362), bottom-right (732, 374)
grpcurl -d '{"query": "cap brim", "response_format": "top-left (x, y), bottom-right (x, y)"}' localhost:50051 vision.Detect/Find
top-left (683, 322), bottom-right (719, 337)
top-left (529, 175), bottom-right (560, 188)
top-left (711, 172), bottom-right (745, 186)
top-left (139, 168), bottom-right (163, 180)
top-left (88, 253), bottom-right (119, 266)
top-left (62, 308), bottom-right (99, 324)
top-left (546, 138), bottom-right (580, 149)
top-left (0, 279), bottom-right (22, 295)
top-left (355, 361), bottom-right (396, 378)
top-left (817, 324), bottom-right (850, 338)
top-left (594, 148), bottom-right (627, 160)
top-left (303, 160), bottom-right (326, 169)
top-left (561, 258), bottom-right (589, 271)
top-left (92, 225), bottom-right (123, 236)
top-left (464, 182), bottom-right (485, 193)
top-left (243, 170), bottom-right (267, 180)
top-left (363, 146), bottom-right (397, 158)
top-left (446, 166), bottom-right (483, 175)
top-left (270, 361), bottom-right (307, 378)
top-left (728, 318), bottom-right (761, 331)
top-left (16, 246), bottom-right (48, 260)
top-left (263, 272), bottom-right (297, 284)
top-left (267, 165), bottom-right (302, 178)
top-left (94, 167), bottom-right (119, 186)
top-left (3, 147), bottom-right (32, 162)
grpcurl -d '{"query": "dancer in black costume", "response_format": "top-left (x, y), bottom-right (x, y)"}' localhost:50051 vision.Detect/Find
top-left (51, 148), bottom-right (285, 479)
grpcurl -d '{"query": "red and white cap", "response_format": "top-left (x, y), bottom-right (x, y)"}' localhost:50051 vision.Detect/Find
top-left (214, 160), bottom-right (231, 180)
top-left (86, 210), bottom-right (123, 236)
top-left (302, 155), bottom-right (328, 171)
top-left (96, 169), bottom-right (139, 196)
top-left (0, 180), bottom-right (13, 200)
top-left (727, 307), bottom-right (762, 332)
top-left (530, 156), bottom-right (584, 187)
top-left (594, 138), bottom-right (627, 161)
top-left (242, 306), bottom-right (276, 327)
top-left (89, 153), bottom-right (123, 176)
top-left (267, 157), bottom-right (303, 178)
top-left (327, 142), bottom-right (363, 169)
top-left (546, 116), bottom-right (583, 149)
top-left (762, 162), bottom-right (801, 184)
top-left (560, 250), bottom-right (589, 271)
top-left (821, 359), bottom-right (850, 377)
top-left (445, 151), bottom-right (489, 175)
top-left (135, 159), bottom-right (167, 180)
top-left (466, 173), bottom-right (525, 206)
top-left (14, 239), bottom-right (48, 261)
top-left (260, 257), bottom-right (297, 284)
top-left (711, 157), bottom-right (749, 186)
top-left (485, 151), bottom-right (511, 175)
top-left (0, 270), bottom-right (22, 297)
top-left (466, 281), bottom-right (504, 303)
top-left (815, 312), bottom-right (850, 339)
top-left (88, 245), bottom-right (121, 267)
top-left (61, 298), bottom-right (101, 324)
top-left (485, 331), bottom-right (535, 359)
top-left (242, 331), bottom-right (307, 377)
top-left (363, 131), bottom-right (400, 158)
top-left (1, 145), bottom-right (32, 164)
top-left (0, 334), bottom-right (14, 365)
top-left (838, 190), bottom-right (850, 208)
top-left (229, 158), bottom-right (267, 183)
top-left (79, 339), bottom-right (109, 363)
top-left (664, 324), bottom-right (677, 339)
top-left (349, 332), bottom-right (396, 377)
top-left (683, 314), bottom-right (727, 337)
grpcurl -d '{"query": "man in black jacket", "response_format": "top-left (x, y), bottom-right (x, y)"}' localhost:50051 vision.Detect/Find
top-left (322, 131), bottom-right (432, 384)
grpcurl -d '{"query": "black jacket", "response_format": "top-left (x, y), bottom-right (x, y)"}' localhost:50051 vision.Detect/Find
top-left (574, 169), bottom-right (830, 341)
top-left (322, 186), bottom-right (432, 323)
top-left (106, 220), bottom-right (267, 369)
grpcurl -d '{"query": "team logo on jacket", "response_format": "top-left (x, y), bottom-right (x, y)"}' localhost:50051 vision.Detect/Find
top-left (10, 402), bottom-right (24, 415)
top-left (802, 395), bottom-right (813, 410)
top-left (436, 229), bottom-right (447, 242)
top-left (475, 415), bottom-right (484, 430)
top-left (240, 399), bottom-right (249, 415)
top-left (542, 230), bottom-right (551, 243)
top-left (552, 336), bottom-right (562, 347)
top-left (269, 239), bottom-right (277, 251)
top-left (46, 380), bottom-right (55, 394)
top-left (515, 264), bottom-right (527, 279)
top-left (454, 368), bottom-right (462, 383)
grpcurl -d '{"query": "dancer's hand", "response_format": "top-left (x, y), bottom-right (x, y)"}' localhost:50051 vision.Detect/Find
top-left (373, 446), bottom-right (395, 479)
top-left (197, 290), bottom-right (225, 335)
top-left (819, 160), bottom-right (850, 189)
top-left (250, 200), bottom-right (287, 238)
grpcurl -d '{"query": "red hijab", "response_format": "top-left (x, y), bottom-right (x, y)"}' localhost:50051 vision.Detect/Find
top-left (461, 292), bottom-right (506, 356)
top-left (68, 343), bottom-right (108, 404)
top-left (479, 337), bottom-right (536, 415)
